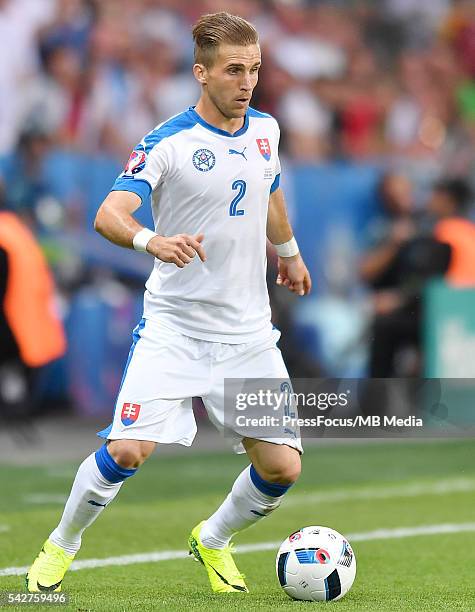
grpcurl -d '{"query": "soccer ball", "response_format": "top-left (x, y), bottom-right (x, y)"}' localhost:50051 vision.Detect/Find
top-left (276, 526), bottom-right (356, 601)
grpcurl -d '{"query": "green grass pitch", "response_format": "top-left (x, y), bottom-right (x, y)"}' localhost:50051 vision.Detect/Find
top-left (0, 438), bottom-right (474, 611)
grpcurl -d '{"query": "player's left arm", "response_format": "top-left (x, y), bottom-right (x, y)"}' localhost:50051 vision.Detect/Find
top-left (267, 187), bottom-right (312, 296)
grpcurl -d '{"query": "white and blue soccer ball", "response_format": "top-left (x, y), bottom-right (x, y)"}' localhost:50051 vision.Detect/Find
top-left (276, 526), bottom-right (356, 602)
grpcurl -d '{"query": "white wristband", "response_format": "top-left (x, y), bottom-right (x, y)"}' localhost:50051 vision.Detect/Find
top-left (132, 228), bottom-right (158, 253)
top-left (274, 237), bottom-right (299, 258)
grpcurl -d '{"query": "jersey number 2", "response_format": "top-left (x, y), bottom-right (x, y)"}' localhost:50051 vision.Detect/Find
top-left (229, 180), bottom-right (246, 216)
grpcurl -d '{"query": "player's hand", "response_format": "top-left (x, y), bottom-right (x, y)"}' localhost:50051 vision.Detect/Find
top-left (147, 233), bottom-right (206, 268)
top-left (276, 254), bottom-right (312, 296)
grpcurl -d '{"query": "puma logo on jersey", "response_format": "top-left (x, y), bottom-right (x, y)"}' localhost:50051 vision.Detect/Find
top-left (228, 147), bottom-right (247, 161)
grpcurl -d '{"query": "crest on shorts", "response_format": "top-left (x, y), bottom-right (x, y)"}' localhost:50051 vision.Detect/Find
top-left (121, 403), bottom-right (141, 426)
top-left (256, 138), bottom-right (271, 161)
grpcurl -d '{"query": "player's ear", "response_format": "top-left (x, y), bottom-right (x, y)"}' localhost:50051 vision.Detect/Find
top-left (193, 63), bottom-right (208, 85)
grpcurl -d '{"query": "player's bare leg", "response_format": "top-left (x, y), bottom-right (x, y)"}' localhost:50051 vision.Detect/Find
top-left (189, 439), bottom-right (300, 592)
top-left (26, 440), bottom-right (155, 592)
top-left (242, 439), bottom-right (301, 485)
top-left (107, 439), bottom-right (157, 468)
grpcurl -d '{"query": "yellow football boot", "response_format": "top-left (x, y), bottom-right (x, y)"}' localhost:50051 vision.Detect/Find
top-left (188, 521), bottom-right (248, 593)
top-left (26, 539), bottom-right (75, 592)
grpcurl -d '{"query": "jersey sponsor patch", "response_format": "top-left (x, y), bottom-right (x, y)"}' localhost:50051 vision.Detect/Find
top-left (124, 150), bottom-right (147, 175)
top-left (121, 402), bottom-right (141, 426)
top-left (192, 148), bottom-right (216, 172)
top-left (256, 138), bottom-right (271, 161)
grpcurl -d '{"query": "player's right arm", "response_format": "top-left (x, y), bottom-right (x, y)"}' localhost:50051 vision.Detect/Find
top-left (96, 132), bottom-right (206, 267)
top-left (94, 190), bottom-right (206, 268)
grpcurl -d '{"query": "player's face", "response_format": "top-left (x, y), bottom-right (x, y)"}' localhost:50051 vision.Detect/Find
top-left (202, 44), bottom-right (261, 119)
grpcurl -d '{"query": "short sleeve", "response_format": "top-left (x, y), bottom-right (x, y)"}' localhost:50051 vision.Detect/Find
top-left (270, 120), bottom-right (281, 194)
top-left (111, 141), bottom-right (168, 206)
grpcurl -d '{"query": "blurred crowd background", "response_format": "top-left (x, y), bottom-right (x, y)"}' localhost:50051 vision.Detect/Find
top-left (1, 0), bottom-right (475, 423)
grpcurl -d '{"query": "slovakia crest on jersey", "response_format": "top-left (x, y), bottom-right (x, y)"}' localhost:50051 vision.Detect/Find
top-left (124, 149), bottom-right (147, 175)
top-left (256, 138), bottom-right (271, 161)
top-left (121, 403), bottom-right (141, 426)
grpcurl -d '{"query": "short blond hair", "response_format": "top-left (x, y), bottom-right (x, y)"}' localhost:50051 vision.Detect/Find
top-left (192, 12), bottom-right (259, 67)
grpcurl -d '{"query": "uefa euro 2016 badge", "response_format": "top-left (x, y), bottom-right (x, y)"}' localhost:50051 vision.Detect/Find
top-left (192, 148), bottom-right (216, 172)
top-left (124, 149), bottom-right (147, 175)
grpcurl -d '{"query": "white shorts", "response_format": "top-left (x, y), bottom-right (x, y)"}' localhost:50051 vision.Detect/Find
top-left (97, 318), bottom-right (302, 454)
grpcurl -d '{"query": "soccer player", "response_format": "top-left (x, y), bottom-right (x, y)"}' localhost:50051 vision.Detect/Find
top-left (27, 12), bottom-right (311, 594)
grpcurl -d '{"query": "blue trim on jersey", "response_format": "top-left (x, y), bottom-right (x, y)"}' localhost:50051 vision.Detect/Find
top-left (247, 107), bottom-right (273, 119)
top-left (111, 111), bottom-right (198, 203)
top-left (188, 106), bottom-right (250, 137)
top-left (95, 444), bottom-right (137, 483)
top-left (97, 318), bottom-right (146, 440)
top-left (270, 173), bottom-right (280, 194)
top-left (143, 111), bottom-right (198, 154)
top-left (111, 177), bottom-right (152, 205)
top-left (249, 464), bottom-right (292, 497)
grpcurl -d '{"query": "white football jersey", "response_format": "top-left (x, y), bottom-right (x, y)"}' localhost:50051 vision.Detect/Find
top-left (112, 106), bottom-right (281, 343)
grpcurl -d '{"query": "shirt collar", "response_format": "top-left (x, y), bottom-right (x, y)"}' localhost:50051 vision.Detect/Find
top-left (189, 106), bottom-right (249, 137)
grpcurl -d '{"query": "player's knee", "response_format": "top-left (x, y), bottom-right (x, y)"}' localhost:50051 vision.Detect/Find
top-left (269, 461), bottom-right (301, 485)
top-left (107, 440), bottom-right (156, 469)
top-left (259, 452), bottom-right (301, 485)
